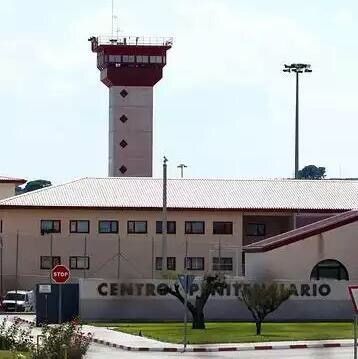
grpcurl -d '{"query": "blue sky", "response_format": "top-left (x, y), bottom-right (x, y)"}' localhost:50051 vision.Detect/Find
top-left (1, 0), bottom-right (358, 183)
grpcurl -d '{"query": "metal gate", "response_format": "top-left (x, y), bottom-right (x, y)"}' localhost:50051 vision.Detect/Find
top-left (35, 283), bottom-right (79, 326)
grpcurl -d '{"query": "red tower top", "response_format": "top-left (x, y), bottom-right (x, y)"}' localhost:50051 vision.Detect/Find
top-left (89, 36), bottom-right (172, 87)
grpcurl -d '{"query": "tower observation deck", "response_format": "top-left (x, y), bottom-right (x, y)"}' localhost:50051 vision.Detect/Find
top-left (89, 35), bottom-right (172, 177)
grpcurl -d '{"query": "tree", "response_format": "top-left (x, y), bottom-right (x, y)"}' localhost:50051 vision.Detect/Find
top-left (167, 274), bottom-right (226, 329)
top-left (238, 283), bottom-right (292, 335)
top-left (297, 165), bottom-right (326, 180)
top-left (16, 179), bottom-right (52, 195)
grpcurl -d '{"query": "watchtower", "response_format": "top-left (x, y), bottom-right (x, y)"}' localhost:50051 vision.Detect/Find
top-left (89, 36), bottom-right (172, 177)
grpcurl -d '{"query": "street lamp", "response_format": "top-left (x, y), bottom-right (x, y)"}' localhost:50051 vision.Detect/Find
top-left (283, 63), bottom-right (312, 179)
top-left (177, 164), bottom-right (187, 178)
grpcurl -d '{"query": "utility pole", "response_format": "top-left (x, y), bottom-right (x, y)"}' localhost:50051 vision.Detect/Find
top-left (0, 235), bottom-right (3, 297)
top-left (218, 238), bottom-right (222, 272)
top-left (83, 236), bottom-right (87, 279)
top-left (162, 156), bottom-right (168, 274)
top-left (117, 235), bottom-right (121, 280)
top-left (283, 63), bottom-right (312, 178)
top-left (151, 236), bottom-right (154, 279)
top-left (177, 164), bottom-right (187, 178)
top-left (15, 231), bottom-right (19, 312)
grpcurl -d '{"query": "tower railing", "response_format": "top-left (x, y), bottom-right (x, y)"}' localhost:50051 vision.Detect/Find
top-left (90, 35), bottom-right (173, 48)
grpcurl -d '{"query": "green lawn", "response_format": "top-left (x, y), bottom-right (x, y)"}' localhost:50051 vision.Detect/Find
top-left (94, 322), bottom-right (354, 344)
top-left (0, 351), bottom-right (30, 359)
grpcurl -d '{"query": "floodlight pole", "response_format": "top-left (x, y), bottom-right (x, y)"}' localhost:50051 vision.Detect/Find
top-left (295, 71), bottom-right (299, 179)
top-left (283, 63), bottom-right (312, 179)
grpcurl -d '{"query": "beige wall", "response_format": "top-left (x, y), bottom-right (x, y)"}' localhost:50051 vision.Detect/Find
top-left (0, 208), bottom-right (247, 291)
top-left (246, 220), bottom-right (358, 281)
top-left (0, 183), bottom-right (16, 200)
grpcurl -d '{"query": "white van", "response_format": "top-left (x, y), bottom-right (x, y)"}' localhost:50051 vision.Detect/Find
top-left (2, 290), bottom-right (35, 312)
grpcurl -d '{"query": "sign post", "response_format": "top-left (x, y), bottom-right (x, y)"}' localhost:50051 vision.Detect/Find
top-left (348, 285), bottom-right (358, 359)
top-left (178, 274), bottom-right (195, 352)
top-left (51, 265), bottom-right (70, 324)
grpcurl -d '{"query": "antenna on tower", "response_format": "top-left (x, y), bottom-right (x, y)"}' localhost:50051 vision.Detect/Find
top-left (111, 0), bottom-right (115, 38)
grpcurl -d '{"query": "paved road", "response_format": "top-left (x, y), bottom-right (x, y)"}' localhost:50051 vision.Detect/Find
top-left (86, 345), bottom-right (354, 358)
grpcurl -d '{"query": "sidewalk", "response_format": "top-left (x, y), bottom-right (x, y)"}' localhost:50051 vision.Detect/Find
top-left (14, 315), bottom-right (355, 353)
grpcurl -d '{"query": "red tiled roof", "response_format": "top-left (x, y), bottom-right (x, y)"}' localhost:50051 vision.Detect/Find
top-left (0, 176), bottom-right (26, 184)
top-left (244, 210), bottom-right (358, 253)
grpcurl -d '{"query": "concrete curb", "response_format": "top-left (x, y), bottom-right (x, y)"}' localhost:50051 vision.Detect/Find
top-left (14, 317), bottom-right (354, 352)
top-left (90, 337), bottom-right (353, 352)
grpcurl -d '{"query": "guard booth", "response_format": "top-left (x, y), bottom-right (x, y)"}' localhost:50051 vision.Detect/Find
top-left (35, 283), bottom-right (79, 326)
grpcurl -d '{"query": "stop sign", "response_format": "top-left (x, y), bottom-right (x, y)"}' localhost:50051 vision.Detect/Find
top-left (51, 265), bottom-right (70, 284)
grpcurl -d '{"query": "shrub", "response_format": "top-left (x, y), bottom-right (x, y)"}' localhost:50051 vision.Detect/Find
top-left (0, 318), bottom-right (34, 352)
top-left (33, 320), bottom-right (92, 359)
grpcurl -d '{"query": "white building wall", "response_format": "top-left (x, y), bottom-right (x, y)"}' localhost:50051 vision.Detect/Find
top-left (109, 86), bottom-right (153, 177)
top-left (246, 221), bottom-right (358, 281)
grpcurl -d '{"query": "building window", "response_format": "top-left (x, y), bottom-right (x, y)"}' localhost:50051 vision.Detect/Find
top-left (70, 220), bottom-right (90, 234)
top-left (213, 222), bottom-right (233, 235)
top-left (185, 257), bottom-right (204, 270)
top-left (156, 221), bottom-right (176, 234)
top-left (212, 257), bottom-right (233, 271)
top-left (310, 259), bottom-right (349, 281)
top-left (127, 221), bottom-right (147, 234)
top-left (246, 223), bottom-right (265, 236)
top-left (40, 256), bottom-right (61, 269)
top-left (185, 221), bottom-right (205, 234)
top-left (70, 256), bottom-right (90, 270)
top-left (155, 257), bottom-right (176, 271)
top-left (40, 220), bottom-right (61, 235)
top-left (99, 220), bottom-right (118, 234)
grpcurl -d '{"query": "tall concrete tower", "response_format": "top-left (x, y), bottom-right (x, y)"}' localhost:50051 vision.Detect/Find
top-left (89, 36), bottom-right (172, 177)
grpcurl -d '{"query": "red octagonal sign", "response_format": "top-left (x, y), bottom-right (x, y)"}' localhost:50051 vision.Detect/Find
top-left (51, 265), bottom-right (70, 284)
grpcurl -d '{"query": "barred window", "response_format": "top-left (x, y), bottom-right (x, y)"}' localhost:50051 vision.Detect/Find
top-left (155, 257), bottom-right (176, 271)
top-left (70, 256), bottom-right (90, 270)
top-left (185, 257), bottom-right (204, 270)
top-left (40, 256), bottom-right (61, 269)
top-left (212, 257), bottom-right (233, 271)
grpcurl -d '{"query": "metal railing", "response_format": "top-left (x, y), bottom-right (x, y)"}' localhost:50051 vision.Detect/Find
top-left (90, 35), bottom-right (173, 47)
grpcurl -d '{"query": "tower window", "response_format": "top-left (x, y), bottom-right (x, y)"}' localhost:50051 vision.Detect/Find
top-left (136, 55), bottom-right (149, 63)
top-left (119, 165), bottom-right (127, 174)
top-left (120, 115), bottom-right (128, 123)
top-left (120, 89), bottom-right (128, 98)
top-left (120, 140), bottom-right (128, 148)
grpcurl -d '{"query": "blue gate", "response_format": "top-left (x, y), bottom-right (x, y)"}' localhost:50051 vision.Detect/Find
top-left (35, 283), bottom-right (79, 326)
